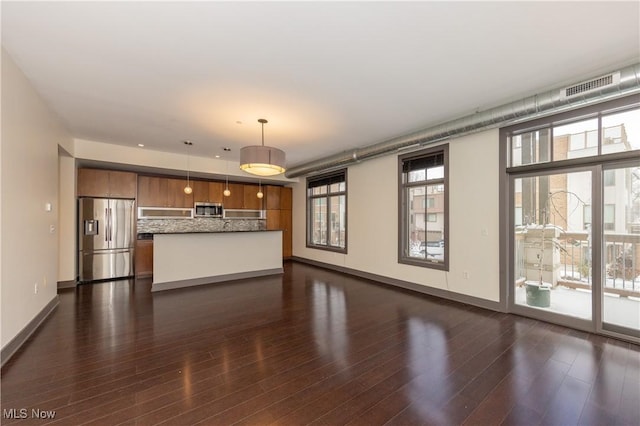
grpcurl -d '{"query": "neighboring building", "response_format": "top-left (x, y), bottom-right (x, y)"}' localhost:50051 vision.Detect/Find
top-left (514, 122), bottom-right (640, 285)
top-left (408, 184), bottom-right (445, 244)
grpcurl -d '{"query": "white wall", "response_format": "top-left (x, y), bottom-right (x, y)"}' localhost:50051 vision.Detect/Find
top-left (292, 129), bottom-right (501, 302)
top-left (1, 48), bottom-right (73, 348)
top-left (58, 149), bottom-right (76, 282)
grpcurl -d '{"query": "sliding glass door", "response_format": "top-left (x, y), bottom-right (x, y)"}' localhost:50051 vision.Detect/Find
top-left (513, 170), bottom-right (593, 321)
top-left (601, 162), bottom-right (640, 337)
top-left (503, 96), bottom-right (639, 342)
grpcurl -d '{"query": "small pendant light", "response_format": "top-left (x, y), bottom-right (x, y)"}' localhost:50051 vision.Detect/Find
top-left (223, 160), bottom-right (231, 197)
top-left (257, 179), bottom-right (263, 199)
top-left (183, 141), bottom-right (193, 195)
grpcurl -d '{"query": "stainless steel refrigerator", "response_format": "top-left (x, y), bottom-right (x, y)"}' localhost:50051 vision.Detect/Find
top-left (78, 198), bottom-right (135, 282)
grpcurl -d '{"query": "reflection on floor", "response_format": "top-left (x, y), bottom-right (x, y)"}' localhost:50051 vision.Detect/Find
top-left (2, 262), bottom-right (639, 425)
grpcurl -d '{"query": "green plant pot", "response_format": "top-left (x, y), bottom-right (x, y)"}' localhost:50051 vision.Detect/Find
top-left (525, 281), bottom-right (551, 308)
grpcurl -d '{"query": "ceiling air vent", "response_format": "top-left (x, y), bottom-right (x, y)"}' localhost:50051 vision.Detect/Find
top-left (561, 72), bottom-right (620, 99)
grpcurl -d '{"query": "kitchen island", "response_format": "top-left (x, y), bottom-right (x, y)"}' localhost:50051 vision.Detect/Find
top-left (151, 230), bottom-right (283, 292)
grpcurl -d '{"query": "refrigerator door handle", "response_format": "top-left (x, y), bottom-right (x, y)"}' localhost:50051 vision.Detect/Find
top-left (105, 208), bottom-right (110, 242)
top-left (108, 208), bottom-right (113, 242)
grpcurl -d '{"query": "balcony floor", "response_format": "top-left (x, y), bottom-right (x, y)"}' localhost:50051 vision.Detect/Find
top-left (515, 285), bottom-right (640, 330)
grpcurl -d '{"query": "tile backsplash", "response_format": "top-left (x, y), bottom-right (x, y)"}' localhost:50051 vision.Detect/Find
top-left (137, 218), bottom-right (266, 234)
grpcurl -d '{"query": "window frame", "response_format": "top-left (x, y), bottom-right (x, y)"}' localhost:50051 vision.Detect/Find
top-left (506, 99), bottom-right (639, 172)
top-left (306, 169), bottom-right (347, 253)
top-left (398, 144), bottom-right (449, 271)
top-left (500, 94), bottom-right (640, 341)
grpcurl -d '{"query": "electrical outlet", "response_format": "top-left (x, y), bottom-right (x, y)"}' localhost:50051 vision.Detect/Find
top-left (34, 283), bottom-right (38, 294)
top-left (463, 271), bottom-right (470, 279)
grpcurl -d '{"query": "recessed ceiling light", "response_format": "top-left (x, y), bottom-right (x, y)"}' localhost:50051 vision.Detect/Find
top-left (215, 155), bottom-right (220, 158)
top-left (223, 147), bottom-right (231, 151)
top-left (137, 143), bottom-right (144, 147)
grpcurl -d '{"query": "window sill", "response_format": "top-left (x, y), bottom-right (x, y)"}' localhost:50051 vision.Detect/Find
top-left (306, 244), bottom-right (347, 254)
top-left (399, 257), bottom-right (448, 271)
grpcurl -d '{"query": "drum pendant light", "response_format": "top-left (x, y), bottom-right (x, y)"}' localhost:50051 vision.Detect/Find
top-left (240, 119), bottom-right (286, 176)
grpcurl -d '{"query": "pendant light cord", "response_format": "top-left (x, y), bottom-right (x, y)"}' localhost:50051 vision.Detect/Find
top-left (186, 155), bottom-right (190, 186)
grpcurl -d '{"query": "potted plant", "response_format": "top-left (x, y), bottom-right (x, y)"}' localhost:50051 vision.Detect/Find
top-left (523, 190), bottom-right (586, 308)
top-left (524, 209), bottom-right (553, 307)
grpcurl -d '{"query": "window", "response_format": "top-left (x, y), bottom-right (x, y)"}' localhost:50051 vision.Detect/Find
top-left (604, 204), bottom-right (615, 231)
top-left (503, 95), bottom-right (640, 339)
top-left (515, 207), bottom-right (523, 226)
top-left (584, 204), bottom-right (592, 228)
top-left (509, 106), bottom-right (639, 166)
top-left (604, 170), bottom-right (615, 186)
top-left (510, 129), bottom-right (550, 166)
top-left (307, 170), bottom-right (347, 252)
top-left (399, 145), bottom-right (448, 269)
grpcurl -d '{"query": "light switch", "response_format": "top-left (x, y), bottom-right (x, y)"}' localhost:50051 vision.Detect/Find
top-left (45, 203), bottom-right (52, 212)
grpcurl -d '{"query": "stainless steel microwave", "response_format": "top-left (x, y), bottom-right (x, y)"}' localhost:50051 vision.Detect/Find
top-left (194, 202), bottom-right (223, 218)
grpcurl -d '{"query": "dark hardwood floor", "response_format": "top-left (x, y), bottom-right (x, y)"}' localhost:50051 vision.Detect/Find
top-left (2, 261), bottom-right (639, 425)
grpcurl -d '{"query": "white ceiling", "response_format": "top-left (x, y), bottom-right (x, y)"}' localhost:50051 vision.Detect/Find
top-left (2, 1), bottom-right (639, 169)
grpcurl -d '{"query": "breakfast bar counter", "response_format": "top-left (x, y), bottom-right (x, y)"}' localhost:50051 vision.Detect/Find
top-left (151, 230), bottom-right (283, 292)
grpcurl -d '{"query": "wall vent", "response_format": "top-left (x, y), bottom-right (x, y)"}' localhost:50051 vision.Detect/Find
top-left (561, 72), bottom-right (620, 98)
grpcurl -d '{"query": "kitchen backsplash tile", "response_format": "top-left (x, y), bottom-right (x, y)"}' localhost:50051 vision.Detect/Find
top-left (137, 218), bottom-right (266, 234)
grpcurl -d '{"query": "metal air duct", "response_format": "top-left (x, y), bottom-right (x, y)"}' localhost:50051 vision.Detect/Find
top-left (285, 63), bottom-right (640, 178)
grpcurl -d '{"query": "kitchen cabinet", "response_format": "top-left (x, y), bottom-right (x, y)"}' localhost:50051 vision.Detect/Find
top-left (265, 185), bottom-right (281, 210)
top-left (137, 176), bottom-right (193, 207)
top-left (137, 176), bottom-right (168, 207)
top-left (222, 183), bottom-right (244, 209)
top-left (280, 209), bottom-right (292, 258)
top-left (243, 184), bottom-right (263, 210)
top-left (280, 187), bottom-right (292, 210)
top-left (77, 168), bottom-right (137, 198)
top-left (265, 186), bottom-right (292, 258)
top-left (194, 181), bottom-right (223, 204)
top-left (208, 182), bottom-right (223, 203)
top-left (167, 178), bottom-right (193, 208)
top-left (135, 240), bottom-right (153, 277)
top-left (192, 180), bottom-right (210, 203)
top-left (266, 209), bottom-right (281, 231)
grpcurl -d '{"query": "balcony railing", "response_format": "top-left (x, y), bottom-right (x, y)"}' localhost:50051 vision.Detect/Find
top-left (515, 229), bottom-right (640, 297)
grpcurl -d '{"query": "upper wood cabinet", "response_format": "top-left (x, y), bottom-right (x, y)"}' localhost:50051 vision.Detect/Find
top-left (243, 184), bottom-right (263, 210)
top-left (137, 176), bottom-right (167, 207)
top-left (137, 175), bottom-right (193, 207)
top-left (265, 185), bottom-right (281, 210)
top-left (193, 181), bottom-right (224, 204)
top-left (77, 168), bottom-right (137, 198)
top-left (222, 183), bottom-right (244, 209)
top-left (192, 180), bottom-right (210, 203)
top-left (280, 187), bottom-right (292, 210)
top-left (166, 178), bottom-right (193, 208)
top-left (208, 182), bottom-right (223, 203)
